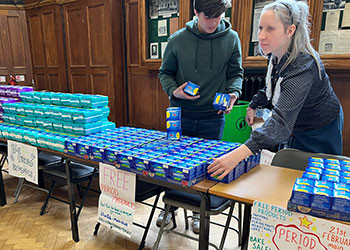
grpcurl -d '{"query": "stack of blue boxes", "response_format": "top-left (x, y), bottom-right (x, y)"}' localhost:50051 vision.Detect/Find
top-left (166, 107), bottom-right (181, 140)
top-left (289, 157), bottom-right (350, 222)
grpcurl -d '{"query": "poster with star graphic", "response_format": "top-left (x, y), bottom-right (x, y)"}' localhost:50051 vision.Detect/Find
top-left (248, 200), bottom-right (350, 250)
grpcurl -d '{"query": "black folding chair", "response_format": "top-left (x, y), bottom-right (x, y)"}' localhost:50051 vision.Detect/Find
top-left (40, 160), bottom-right (98, 217)
top-left (152, 189), bottom-right (241, 250)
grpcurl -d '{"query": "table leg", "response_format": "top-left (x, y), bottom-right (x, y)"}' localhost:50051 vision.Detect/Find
top-left (199, 192), bottom-right (210, 250)
top-left (65, 159), bottom-right (79, 242)
top-left (0, 154), bottom-right (7, 206)
top-left (241, 204), bottom-right (252, 250)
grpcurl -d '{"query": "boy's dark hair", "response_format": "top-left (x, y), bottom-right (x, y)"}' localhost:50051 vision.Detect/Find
top-left (194, 0), bottom-right (231, 18)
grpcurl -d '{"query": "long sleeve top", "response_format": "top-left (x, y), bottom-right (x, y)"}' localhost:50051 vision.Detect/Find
top-left (245, 51), bottom-right (341, 154)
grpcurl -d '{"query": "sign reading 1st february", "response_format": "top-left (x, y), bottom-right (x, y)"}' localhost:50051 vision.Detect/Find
top-left (248, 201), bottom-right (350, 250)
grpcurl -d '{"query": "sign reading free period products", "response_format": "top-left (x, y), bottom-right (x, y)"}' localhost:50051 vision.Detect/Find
top-left (248, 200), bottom-right (350, 250)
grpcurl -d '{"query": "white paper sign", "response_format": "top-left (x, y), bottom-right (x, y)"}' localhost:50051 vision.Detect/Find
top-left (0, 76), bottom-right (6, 83)
top-left (8, 140), bottom-right (38, 184)
top-left (248, 201), bottom-right (350, 250)
top-left (15, 75), bottom-right (25, 82)
top-left (97, 163), bottom-right (136, 238)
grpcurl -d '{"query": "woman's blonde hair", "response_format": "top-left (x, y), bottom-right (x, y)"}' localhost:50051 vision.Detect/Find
top-left (261, 0), bottom-right (322, 78)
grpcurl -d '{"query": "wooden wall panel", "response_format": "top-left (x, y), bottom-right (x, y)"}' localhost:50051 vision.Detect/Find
top-left (27, 14), bottom-right (45, 68)
top-left (42, 11), bottom-right (59, 67)
top-left (88, 3), bottom-right (108, 66)
top-left (47, 73), bottom-right (59, 91)
top-left (128, 70), bottom-right (155, 129)
top-left (126, 1), bottom-right (139, 66)
top-left (34, 73), bottom-right (47, 90)
top-left (26, 4), bottom-right (68, 92)
top-left (0, 7), bottom-right (32, 84)
top-left (0, 15), bottom-right (11, 75)
top-left (90, 73), bottom-right (109, 95)
top-left (65, 5), bottom-right (87, 67)
top-left (70, 73), bottom-right (89, 93)
top-left (328, 72), bottom-right (350, 156)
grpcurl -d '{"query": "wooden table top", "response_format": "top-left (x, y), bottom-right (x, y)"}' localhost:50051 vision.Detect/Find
top-left (209, 164), bottom-right (303, 208)
top-left (192, 179), bottom-right (217, 193)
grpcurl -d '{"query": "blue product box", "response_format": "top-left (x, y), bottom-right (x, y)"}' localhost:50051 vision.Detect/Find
top-left (167, 162), bottom-right (196, 182)
top-left (334, 183), bottom-right (350, 192)
top-left (90, 142), bottom-right (110, 162)
top-left (302, 172), bottom-right (321, 180)
top-left (323, 169), bottom-right (340, 176)
top-left (291, 184), bottom-right (314, 207)
top-left (306, 166), bottom-right (323, 175)
top-left (325, 158), bottom-right (340, 165)
top-left (131, 153), bottom-right (153, 173)
top-left (212, 93), bottom-right (231, 111)
top-left (295, 178), bottom-right (315, 186)
top-left (167, 130), bottom-right (181, 140)
top-left (308, 161), bottom-right (324, 169)
top-left (340, 171), bottom-right (350, 178)
top-left (149, 157), bottom-right (170, 177)
top-left (321, 174), bottom-right (340, 183)
top-left (340, 160), bottom-right (350, 166)
top-left (166, 107), bottom-right (181, 120)
top-left (166, 120), bottom-right (181, 131)
top-left (184, 81), bottom-right (199, 96)
top-left (314, 180), bottom-right (334, 189)
top-left (325, 163), bottom-right (341, 171)
top-left (308, 157), bottom-right (324, 163)
top-left (311, 187), bottom-right (333, 210)
top-left (103, 146), bottom-right (121, 164)
top-left (75, 140), bottom-right (91, 159)
top-left (342, 165), bottom-right (350, 172)
top-left (332, 190), bottom-right (350, 213)
top-left (116, 150), bottom-right (133, 170)
top-left (340, 176), bottom-right (350, 184)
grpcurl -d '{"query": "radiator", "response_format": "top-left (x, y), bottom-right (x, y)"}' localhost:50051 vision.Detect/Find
top-left (241, 74), bottom-right (266, 102)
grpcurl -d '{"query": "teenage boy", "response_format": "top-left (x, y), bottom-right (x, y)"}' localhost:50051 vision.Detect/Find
top-left (157, 0), bottom-right (243, 234)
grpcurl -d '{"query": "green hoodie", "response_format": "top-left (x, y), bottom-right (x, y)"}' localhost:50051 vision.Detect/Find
top-left (159, 18), bottom-right (243, 119)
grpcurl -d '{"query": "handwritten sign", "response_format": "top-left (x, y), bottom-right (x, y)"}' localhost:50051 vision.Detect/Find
top-left (8, 140), bottom-right (38, 184)
top-left (248, 201), bottom-right (350, 250)
top-left (97, 163), bottom-right (136, 238)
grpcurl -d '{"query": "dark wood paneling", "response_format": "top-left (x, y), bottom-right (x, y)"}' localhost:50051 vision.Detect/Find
top-left (34, 73), bottom-right (47, 90)
top-left (126, 1), bottom-right (139, 66)
top-left (26, 4), bottom-right (68, 92)
top-left (65, 5), bottom-right (87, 67)
top-left (328, 71), bottom-right (350, 156)
top-left (42, 11), bottom-right (59, 67)
top-left (27, 13), bottom-right (45, 68)
top-left (70, 73), bottom-right (89, 93)
top-left (0, 15), bottom-right (12, 75)
top-left (88, 2), bottom-right (108, 66)
top-left (63, 0), bottom-right (125, 125)
top-left (0, 8), bottom-right (32, 84)
top-left (128, 69), bottom-right (155, 128)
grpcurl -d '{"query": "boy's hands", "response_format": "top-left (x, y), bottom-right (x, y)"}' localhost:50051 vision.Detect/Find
top-left (217, 93), bottom-right (237, 115)
top-left (173, 82), bottom-right (200, 100)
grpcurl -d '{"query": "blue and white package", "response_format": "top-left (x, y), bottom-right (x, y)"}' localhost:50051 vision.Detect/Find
top-left (311, 187), bottom-right (333, 210)
top-left (184, 81), bottom-right (199, 96)
top-left (212, 93), bottom-right (231, 111)
top-left (332, 190), bottom-right (350, 213)
top-left (291, 184), bottom-right (313, 207)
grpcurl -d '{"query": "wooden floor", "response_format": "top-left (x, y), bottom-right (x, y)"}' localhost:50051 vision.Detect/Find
top-left (1, 166), bottom-right (241, 250)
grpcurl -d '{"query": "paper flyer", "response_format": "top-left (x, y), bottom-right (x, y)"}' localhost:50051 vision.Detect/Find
top-left (248, 200), bottom-right (350, 250)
